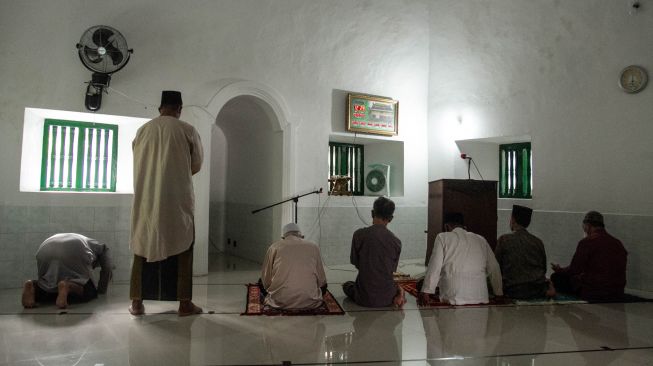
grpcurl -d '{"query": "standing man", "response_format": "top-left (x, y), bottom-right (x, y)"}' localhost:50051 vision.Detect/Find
top-left (22, 233), bottom-right (112, 309)
top-left (259, 223), bottom-right (328, 309)
top-left (343, 197), bottom-right (405, 308)
top-left (495, 205), bottom-right (555, 299)
top-left (551, 211), bottom-right (628, 302)
top-left (419, 213), bottom-right (503, 305)
top-left (129, 90), bottom-right (203, 316)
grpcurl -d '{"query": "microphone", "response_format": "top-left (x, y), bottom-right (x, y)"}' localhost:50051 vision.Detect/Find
top-left (460, 153), bottom-right (484, 180)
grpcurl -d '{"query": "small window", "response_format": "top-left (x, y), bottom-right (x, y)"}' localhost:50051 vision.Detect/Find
top-left (40, 119), bottom-right (118, 192)
top-left (328, 142), bottom-right (364, 195)
top-left (499, 142), bottom-right (532, 199)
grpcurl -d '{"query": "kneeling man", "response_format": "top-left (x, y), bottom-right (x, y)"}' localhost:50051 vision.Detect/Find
top-left (260, 223), bottom-right (328, 309)
top-left (342, 197), bottom-right (405, 308)
top-left (419, 213), bottom-right (503, 305)
top-left (495, 205), bottom-right (555, 299)
top-left (22, 233), bottom-right (112, 309)
top-left (551, 211), bottom-right (627, 302)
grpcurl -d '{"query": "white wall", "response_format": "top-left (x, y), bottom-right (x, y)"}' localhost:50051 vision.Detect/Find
top-left (428, 0), bottom-right (653, 294)
top-left (0, 0), bottom-right (432, 286)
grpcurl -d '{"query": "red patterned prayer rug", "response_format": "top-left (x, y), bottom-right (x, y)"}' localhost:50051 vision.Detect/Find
top-left (396, 279), bottom-right (510, 308)
top-left (241, 284), bottom-right (345, 316)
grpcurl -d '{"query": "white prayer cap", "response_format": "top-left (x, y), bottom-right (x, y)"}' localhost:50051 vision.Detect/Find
top-left (282, 222), bottom-right (302, 237)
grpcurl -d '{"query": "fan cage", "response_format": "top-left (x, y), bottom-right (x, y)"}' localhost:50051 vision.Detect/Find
top-left (77, 25), bottom-right (131, 74)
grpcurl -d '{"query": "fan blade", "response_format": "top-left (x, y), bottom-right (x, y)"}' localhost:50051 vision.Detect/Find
top-left (83, 46), bottom-right (103, 63)
top-left (104, 44), bottom-right (124, 66)
top-left (92, 28), bottom-right (115, 47)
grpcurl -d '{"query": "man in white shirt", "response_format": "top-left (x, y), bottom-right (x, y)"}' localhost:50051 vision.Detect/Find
top-left (259, 223), bottom-right (328, 309)
top-left (418, 213), bottom-right (504, 305)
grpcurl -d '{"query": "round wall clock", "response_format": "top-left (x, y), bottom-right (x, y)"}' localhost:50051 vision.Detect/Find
top-left (619, 65), bottom-right (648, 93)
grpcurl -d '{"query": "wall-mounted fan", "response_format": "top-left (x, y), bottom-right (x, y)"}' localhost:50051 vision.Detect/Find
top-left (365, 163), bottom-right (391, 197)
top-left (76, 25), bottom-right (133, 111)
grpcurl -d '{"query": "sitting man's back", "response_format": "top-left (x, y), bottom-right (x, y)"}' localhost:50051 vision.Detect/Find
top-left (260, 223), bottom-right (327, 309)
top-left (420, 212), bottom-right (503, 305)
top-left (343, 197), bottom-right (404, 308)
top-left (551, 211), bottom-right (627, 302)
top-left (495, 205), bottom-right (551, 299)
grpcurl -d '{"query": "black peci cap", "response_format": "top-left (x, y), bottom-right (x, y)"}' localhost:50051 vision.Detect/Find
top-left (161, 90), bottom-right (183, 106)
top-left (512, 205), bottom-right (533, 228)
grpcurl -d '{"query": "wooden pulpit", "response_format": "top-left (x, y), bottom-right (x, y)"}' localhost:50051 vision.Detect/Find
top-left (425, 179), bottom-right (498, 266)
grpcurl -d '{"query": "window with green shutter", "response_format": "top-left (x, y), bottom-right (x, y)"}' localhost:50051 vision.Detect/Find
top-left (328, 142), bottom-right (364, 196)
top-left (499, 142), bottom-right (532, 199)
top-left (40, 119), bottom-right (118, 192)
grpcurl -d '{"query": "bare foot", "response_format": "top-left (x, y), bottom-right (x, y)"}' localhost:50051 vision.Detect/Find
top-left (129, 300), bottom-right (145, 316)
top-left (393, 288), bottom-right (406, 309)
top-left (55, 281), bottom-right (69, 309)
top-left (178, 301), bottom-right (203, 317)
top-left (22, 280), bottom-right (36, 308)
top-left (545, 280), bottom-right (556, 298)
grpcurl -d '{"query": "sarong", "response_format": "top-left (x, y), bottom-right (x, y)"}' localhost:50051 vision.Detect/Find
top-left (130, 244), bottom-right (193, 301)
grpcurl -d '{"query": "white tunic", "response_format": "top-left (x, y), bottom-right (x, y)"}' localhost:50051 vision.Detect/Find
top-left (261, 236), bottom-right (328, 309)
top-left (130, 116), bottom-right (203, 262)
top-left (422, 227), bottom-right (503, 305)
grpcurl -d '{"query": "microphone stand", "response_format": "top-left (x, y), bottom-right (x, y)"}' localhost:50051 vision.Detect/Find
top-left (251, 188), bottom-right (323, 224)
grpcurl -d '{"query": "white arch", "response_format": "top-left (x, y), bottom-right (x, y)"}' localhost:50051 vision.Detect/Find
top-left (205, 80), bottom-right (295, 226)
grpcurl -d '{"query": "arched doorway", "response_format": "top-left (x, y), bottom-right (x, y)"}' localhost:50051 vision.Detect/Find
top-left (208, 94), bottom-right (286, 263)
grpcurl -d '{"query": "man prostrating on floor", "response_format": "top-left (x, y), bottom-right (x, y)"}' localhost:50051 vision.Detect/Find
top-left (259, 223), bottom-right (328, 309)
top-left (343, 197), bottom-right (406, 308)
top-left (22, 233), bottom-right (112, 309)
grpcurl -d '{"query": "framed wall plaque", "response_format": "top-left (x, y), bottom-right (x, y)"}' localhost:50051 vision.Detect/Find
top-left (347, 93), bottom-right (398, 136)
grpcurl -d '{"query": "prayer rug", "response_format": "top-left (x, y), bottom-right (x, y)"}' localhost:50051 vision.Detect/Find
top-left (513, 294), bottom-right (587, 305)
top-left (241, 284), bottom-right (345, 316)
top-left (396, 279), bottom-right (588, 307)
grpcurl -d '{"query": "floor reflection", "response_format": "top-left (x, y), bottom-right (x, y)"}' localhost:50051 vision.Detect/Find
top-left (129, 316), bottom-right (196, 366)
top-left (552, 304), bottom-right (629, 366)
top-left (420, 307), bottom-right (501, 362)
top-left (492, 307), bottom-right (548, 365)
top-left (261, 317), bottom-right (327, 363)
top-left (325, 307), bottom-right (405, 364)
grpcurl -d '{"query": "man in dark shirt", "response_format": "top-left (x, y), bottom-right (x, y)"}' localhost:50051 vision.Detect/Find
top-left (495, 205), bottom-right (554, 299)
top-left (343, 197), bottom-right (405, 308)
top-left (551, 211), bottom-right (628, 302)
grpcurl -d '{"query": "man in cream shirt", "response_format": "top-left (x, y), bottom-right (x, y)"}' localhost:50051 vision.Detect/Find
top-left (419, 212), bottom-right (504, 305)
top-left (260, 223), bottom-right (328, 309)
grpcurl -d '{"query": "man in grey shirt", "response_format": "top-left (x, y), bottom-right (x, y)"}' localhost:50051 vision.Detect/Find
top-left (22, 233), bottom-right (112, 309)
top-left (495, 205), bottom-right (555, 299)
top-left (343, 197), bottom-right (405, 308)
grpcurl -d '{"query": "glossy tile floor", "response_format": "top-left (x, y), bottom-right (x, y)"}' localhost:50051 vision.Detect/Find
top-left (2, 254), bottom-right (653, 365)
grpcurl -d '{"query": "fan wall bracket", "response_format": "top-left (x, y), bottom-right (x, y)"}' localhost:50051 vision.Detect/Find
top-left (85, 73), bottom-right (111, 111)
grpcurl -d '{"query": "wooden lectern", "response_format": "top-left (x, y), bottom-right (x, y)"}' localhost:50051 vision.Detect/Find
top-left (425, 179), bottom-right (498, 266)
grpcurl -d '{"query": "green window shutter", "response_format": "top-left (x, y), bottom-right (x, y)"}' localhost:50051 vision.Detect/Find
top-left (499, 142), bottom-right (532, 199)
top-left (40, 119), bottom-right (118, 192)
top-left (328, 142), bottom-right (364, 195)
